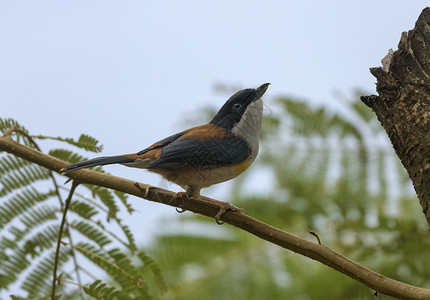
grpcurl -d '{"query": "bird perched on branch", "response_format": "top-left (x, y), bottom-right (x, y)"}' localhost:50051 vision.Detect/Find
top-left (61, 83), bottom-right (270, 223)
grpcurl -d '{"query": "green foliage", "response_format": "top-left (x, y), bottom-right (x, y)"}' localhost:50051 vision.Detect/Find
top-left (139, 91), bottom-right (429, 299)
top-left (35, 134), bottom-right (104, 153)
top-left (0, 119), bottom-right (164, 299)
top-left (83, 280), bottom-right (122, 299)
top-left (137, 251), bottom-right (167, 293)
top-left (71, 242), bottom-right (151, 299)
top-left (2, 89), bottom-right (429, 299)
top-left (277, 97), bottom-right (361, 138)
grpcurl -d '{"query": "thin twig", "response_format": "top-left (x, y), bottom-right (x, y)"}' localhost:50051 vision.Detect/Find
top-left (2, 126), bottom-right (22, 137)
top-left (51, 181), bottom-right (79, 300)
top-left (309, 231), bottom-right (322, 245)
top-left (50, 176), bottom-right (84, 299)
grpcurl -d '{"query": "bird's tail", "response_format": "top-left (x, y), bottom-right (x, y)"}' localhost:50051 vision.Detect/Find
top-left (60, 155), bottom-right (134, 174)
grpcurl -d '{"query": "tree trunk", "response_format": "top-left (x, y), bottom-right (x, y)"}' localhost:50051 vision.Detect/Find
top-left (361, 7), bottom-right (430, 228)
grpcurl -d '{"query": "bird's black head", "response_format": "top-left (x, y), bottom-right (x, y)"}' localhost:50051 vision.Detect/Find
top-left (210, 83), bottom-right (270, 131)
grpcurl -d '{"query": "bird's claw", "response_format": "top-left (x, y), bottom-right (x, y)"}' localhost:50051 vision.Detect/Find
top-left (134, 182), bottom-right (152, 197)
top-left (215, 203), bottom-right (245, 225)
top-left (174, 192), bottom-right (188, 214)
top-left (176, 207), bottom-right (186, 213)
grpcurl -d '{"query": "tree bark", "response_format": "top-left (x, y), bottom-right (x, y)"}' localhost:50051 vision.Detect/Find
top-left (361, 7), bottom-right (430, 227)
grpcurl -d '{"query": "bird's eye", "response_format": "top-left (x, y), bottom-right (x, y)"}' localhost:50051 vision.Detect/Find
top-left (233, 103), bottom-right (242, 111)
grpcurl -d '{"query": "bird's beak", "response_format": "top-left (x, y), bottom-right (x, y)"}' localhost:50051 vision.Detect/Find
top-left (255, 83), bottom-right (270, 99)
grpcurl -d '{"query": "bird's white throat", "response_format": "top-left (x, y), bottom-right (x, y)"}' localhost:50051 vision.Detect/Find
top-left (231, 98), bottom-right (263, 162)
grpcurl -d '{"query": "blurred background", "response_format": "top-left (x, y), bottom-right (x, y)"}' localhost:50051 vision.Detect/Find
top-left (1, 1), bottom-right (430, 299)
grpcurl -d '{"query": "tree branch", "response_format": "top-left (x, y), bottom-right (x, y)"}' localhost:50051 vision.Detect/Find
top-left (1, 135), bottom-right (430, 299)
top-left (361, 7), bottom-right (430, 227)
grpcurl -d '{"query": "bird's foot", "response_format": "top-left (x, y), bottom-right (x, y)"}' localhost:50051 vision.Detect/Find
top-left (134, 182), bottom-right (153, 197)
top-left (170, 192), bottom-right (246, 224)
top-left (174, 192), bottom-right (188, 213)
top-left (199, 196), bottom-right (245, 225)
top-left (213, 202), bottom-right (245, 225)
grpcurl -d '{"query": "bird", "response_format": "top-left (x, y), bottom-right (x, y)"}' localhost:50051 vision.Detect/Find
top-left (60, 83), bottom-right (270, 223)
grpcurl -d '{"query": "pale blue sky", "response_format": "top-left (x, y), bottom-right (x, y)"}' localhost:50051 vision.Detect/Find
top-left (1, 1), bottom-right (428, 244)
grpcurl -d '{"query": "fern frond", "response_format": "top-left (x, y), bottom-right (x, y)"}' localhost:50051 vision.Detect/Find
top-left (0, 205), bottom-right (58, 270)
top-left (21, 248), bottom-right (71, 297)
top-left (76, 134), bottom-right (103, 152)
top-left (49, 148), bottom-right (88, 164)
top-left (114, 191), bottom-right (134, 214)
top-left (1, 118), bottom-right (156, 298)
top-left (35, 134), bottom-right (103, 153)
top-left (138, 251), bottom-right (167, 293)
top-left (0, 154), bottom-right (31, 175)
top-left (0, 188), bottom-right (52, 229)
top-left (89, 186), bottom-right (120, 219)
top-left (0, 247), bottom-right (31, 288)
top-left (0, 225), bottom-right (62, 290)
top-left (22, 224), bottom-right (61, 256)
top-left (278, 98), bottom-right (361, 138)
top-left (117, 221), bottom-right (137, 252)
top-left (19, 204), bottom-right (58, 230)
top-left (1, 225), bottom-right (62, 290)
top-left (72, 242), bottom-right (133, 279)
top-left (0, 118), bottom-right (28, 135)
top-left (69, 200), bottom-right (99, 219)
top-left (0, 118), bottom-right (28, 140)
top-left (107, 192), bottom-right (137, 251)
top-left (83, 280), bottom-right (121, 300)
top-left (67, 187), bottom-right (138, 252)
top-left (71, 220), bottom-right (112, 248)
top-left (71, 242), bottom-right (151, 298)
top-left (0, 164), bottom-right (50, 197)
top-left (106, 248), bottom-right (150, 297)
top-left (0, 118), bottom-right (37, 147)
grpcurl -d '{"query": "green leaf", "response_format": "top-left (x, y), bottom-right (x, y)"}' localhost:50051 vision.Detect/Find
top-left (0, 164), bottom-right (50, 197)
top-left (84, 280), bottom-right (121, 300)
top-left (0, 187), bottom-right (52, 229)
top-left (69, 200), bottom-right (99, 219)
top-left (277, 98), bottom-right (362, 138)
top-left (0, 154), bottom-right (32, 176)
top-left (71, 220), bottom-right (112, 248)
top-left (138, 251), bottom-right (167, 293)
top-left (0, 118), bottom-right (151, 298)
top-left (35, 133), bottom-right (103, 153)
top-left (21, 248), bottom-right (70, 297)
top-left (49, 148), bottom-right (88, 164)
